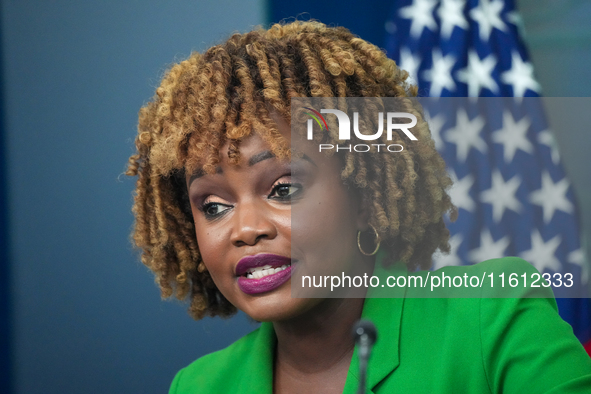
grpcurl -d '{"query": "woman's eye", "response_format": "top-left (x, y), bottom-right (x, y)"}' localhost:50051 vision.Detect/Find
top-left (270, 183), bottom-right (301, 200)
top-left (202, 202), bottom-right (231, 218)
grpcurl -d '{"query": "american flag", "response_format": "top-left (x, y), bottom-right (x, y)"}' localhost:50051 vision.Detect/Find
top-left (384, 0), bottom-right (590, 346)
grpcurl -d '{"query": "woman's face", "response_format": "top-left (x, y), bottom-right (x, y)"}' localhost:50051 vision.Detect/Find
top-left (186, 116), bottom-right (371, 322)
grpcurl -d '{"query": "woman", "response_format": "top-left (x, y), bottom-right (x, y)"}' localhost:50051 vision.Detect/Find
top-left (126, 21), bottom-right (591, 393)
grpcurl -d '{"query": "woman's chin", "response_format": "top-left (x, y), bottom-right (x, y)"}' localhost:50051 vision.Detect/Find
top-left (237, 286), bottom-right (321, 323)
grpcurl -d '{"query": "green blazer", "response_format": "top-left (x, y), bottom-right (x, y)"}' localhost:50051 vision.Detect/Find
top-left (169, 257), bottom-right (591, 393)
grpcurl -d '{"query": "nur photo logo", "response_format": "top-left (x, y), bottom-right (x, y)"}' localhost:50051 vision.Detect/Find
top-left (304, 107), bottom-right (418, 152)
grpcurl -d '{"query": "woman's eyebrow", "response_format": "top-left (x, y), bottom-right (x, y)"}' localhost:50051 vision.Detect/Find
top-left (188, 167), bottom-right (221, 184)
top-left (298, 154), bottom-right (317, 168)
top-left (189, 150), bottom-right (317, 183)
top-left (248, 150), bottom-right (275, 166)
top-left (249, 150), bottom-right (318, 168)
top-left (290, 149), bottom-right (318, 168)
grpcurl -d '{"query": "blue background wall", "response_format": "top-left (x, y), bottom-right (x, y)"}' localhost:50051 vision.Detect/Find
top-left (0, 3), bottom-right (11, 391)
top-left (1, 1), bottom-right (590, 393)
top-left (0, 2), bottom-right (263, 393)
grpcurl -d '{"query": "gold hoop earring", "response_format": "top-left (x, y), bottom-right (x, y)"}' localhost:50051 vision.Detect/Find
top-left (357, 223), bottom-right (381, 256)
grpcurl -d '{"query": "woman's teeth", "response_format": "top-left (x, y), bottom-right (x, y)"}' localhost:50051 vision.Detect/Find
top-left (245, 264), bottom-right (289, 279)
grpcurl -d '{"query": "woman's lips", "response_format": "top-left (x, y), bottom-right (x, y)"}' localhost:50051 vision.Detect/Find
top-left (235, 254), bottom-right (293, 295)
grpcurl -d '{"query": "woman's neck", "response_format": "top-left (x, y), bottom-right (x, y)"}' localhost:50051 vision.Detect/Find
top-left (274, 296), bottom-right (365, 368)
top-left (272, 297), bottom-right (366, 393)
top-left (271, 252), bottom-right (376, 392)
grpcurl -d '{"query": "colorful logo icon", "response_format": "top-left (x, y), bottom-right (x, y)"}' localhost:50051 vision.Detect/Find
top-left (304, 107), bottom-right (328, 131)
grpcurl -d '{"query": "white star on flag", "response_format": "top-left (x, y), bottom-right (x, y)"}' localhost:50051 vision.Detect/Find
top-left (568, 248), bottom-right (589, 285)
top-left (384, 0), bottom-right (590, 349)
top-left (469, 0), bottom-right (507, 41)
top-left (445, 108), bottom-right (486, 162)
top-left (447, 171), bottom-right (475, 212)
top-left (437, 0), bottom-right (468, 39)
top-left (529, 171), bottom-right (574, 224)
top-left (481, 171), bottom-right (522, 222)
top-left (501, 51), bottom-right (541, 98)
top-left (424, 110), bottom-right (446, 151)
top-left (433, 233), bottom-right (463, 270)
top-left (538, 129), bottom-right (561, 165)
top-left (399, 0), bottom-right (438, 39)
top-left (399, 47), bottom-right (421, 86)
top-left (423, 49), bottom-right (456, 96)
top-left (457, 51), bottom-right (499, 96)
top-left (520, 230), bottom-right (562, 273)
top-left (468, 229), bottom-right (510, 263)
top-left (491, 110), bottom-right (533, 163)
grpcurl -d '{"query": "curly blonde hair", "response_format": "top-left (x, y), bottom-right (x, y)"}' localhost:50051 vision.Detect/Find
top-left (126, 20), bottom-right (456, 320)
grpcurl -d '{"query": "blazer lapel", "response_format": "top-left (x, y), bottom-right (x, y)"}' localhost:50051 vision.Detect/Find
top-left (237, 321), bottom-right (275, 394)
top-left (343, 253), bottom-right (407, 393)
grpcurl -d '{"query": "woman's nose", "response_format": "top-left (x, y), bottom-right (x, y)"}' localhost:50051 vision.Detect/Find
top-left (230, 200), bottom-right (277, 247)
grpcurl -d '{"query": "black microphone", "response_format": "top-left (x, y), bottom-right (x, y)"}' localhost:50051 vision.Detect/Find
top-left (352, 320), bottom-right (378, 394)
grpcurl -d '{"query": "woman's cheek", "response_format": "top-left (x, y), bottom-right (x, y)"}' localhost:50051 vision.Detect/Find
top-left (193, 221), bottom-right (224, 275)
top-left (198, 230), bottom-right (226, 266)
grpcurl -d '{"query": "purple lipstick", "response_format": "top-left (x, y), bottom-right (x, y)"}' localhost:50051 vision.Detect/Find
top-left (236, 254), bottom-right (293, 295)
